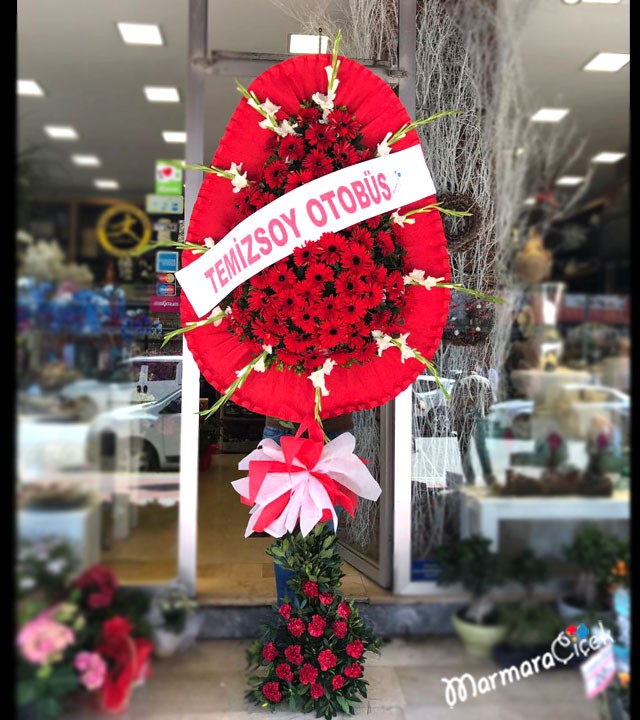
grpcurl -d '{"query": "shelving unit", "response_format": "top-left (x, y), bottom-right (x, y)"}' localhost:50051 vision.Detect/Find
top-left (219, 401), bottom-right (265, 453)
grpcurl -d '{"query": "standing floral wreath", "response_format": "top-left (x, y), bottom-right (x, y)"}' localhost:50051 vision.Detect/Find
top-left (147, 30), bottom-right (502, 720)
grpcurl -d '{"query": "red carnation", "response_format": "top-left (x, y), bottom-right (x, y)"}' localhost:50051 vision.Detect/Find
top-left (288, 618), bottom-right (306, 637)
top-left (276, 662), bottom-right (294, 682)
top-left (332, 620), bottom-right (348, 638)
top-left (337, 602), bottom-right (352, 619)
top-left (318, 649), bottom-right (337, 671)
top-left (299, 663), bottom-right (318, 685)
top-left (262, 641), bottom-right (279, 662)
top-left (346, 639), bottom-right (365, 659)
top-left (319, 592), bottom-right (334, 606)
top-left (332, 675), bottom-right (345, 690)
top-left (284, 645), bottom-right (304, 666)
top-left (308, 615), bottom-right (327, 638)
top-left (262, 681), bottom-right (282, 703)
top-left (302, 580), bottom-right (319, 598)
top-left (279, 603), bottom-right (292, 620)
top-left (344, 662), bottom-right (363, 679)
top-left (310, 682), bottom-right (325, 699)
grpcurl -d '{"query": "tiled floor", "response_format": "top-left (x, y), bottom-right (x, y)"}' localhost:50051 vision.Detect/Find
top-left (61, 636), bottom-right (603, 719)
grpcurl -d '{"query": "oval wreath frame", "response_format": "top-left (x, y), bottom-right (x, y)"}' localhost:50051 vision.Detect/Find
top-left (180, 53), bottom-right (451, 422)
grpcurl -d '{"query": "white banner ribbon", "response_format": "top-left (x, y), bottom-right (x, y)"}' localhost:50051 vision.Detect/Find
top-left (176, 144), bottom-right (436, 317)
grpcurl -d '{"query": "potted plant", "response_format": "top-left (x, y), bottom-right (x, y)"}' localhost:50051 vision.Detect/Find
top-left (432, 534), bottom-right (508, 657)
top-left (149, 581), bottom-right (199, 658)
top-left (17, 537), bottom-right (80, 606)
top-left (558, 525), bottom-right (628, 619)
top-left (17, 484), bottom-right (102, 572)
top-left (491, 548), bottom-right (561, 667)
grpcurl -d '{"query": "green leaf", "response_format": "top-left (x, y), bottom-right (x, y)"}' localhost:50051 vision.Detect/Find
top-left (336, 694), bottom-right (351, 713)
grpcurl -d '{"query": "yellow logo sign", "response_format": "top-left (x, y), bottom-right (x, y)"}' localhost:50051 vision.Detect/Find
top-left (96, 203), bottom-right (152, 257)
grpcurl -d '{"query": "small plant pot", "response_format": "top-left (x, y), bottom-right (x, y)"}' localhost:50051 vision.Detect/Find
top-left (451, 609), bottom-right (508, 658)
top-left (153, 627), bottom-right (185, 658)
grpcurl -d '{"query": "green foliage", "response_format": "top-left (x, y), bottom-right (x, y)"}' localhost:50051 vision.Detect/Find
top-left (433, 535), bottom-right (506, 600)
top-left (497, 602), bottom-right (562, 650)
top-left (266, 523), bottom-right (346, 596)
top-left (563, 526), bottom-right (628, 585)
top-left (507, 548), bottom-right (549, 591)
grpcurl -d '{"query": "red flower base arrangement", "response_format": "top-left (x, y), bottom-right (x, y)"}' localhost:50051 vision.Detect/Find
top-left (245, 524), bottom-right (382, 719)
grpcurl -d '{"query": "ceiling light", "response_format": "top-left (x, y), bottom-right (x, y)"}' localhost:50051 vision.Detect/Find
top-left (71, 154), bottom-right (101, 167)
top-left (288, 33), bottom-right (329, 54)
top-left (94, 179), bottom-right (120, 190)
top-left (44, 125), bottom-right (78, 140)
top-left (556, 176), bottom-right (584, 186)
top-left (17, 79), bottom-right (44, 96)
top-left (162, 131), bottom-right (187, 143)
top-left (531, 108), bottom-right (570, 123)
top-left (144, 86), bottom-right (180, 102)
top-left (117, 22), bottom-right (163, 46)
top-left (523, 197), bottom-right (536, 206)
top-left (561, 0), bottom-right (581, 5)
top-left (582, 52), bottom-right (629, 72)
top-left (591, 151), bottom-right (626, 164)
top-left (582, 0), bottom-right (622, 5)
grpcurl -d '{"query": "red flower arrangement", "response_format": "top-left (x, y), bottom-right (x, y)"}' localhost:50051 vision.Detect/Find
top-left (245, 524), bottom-right (381, 719)
top-left (16, 561), bottom-right (154, 719)
top-left (169, 30), bottom-right (501, 426)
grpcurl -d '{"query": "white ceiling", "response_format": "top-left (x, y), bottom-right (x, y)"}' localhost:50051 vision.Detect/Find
top-left (16, 0), bottom-right (629, 208)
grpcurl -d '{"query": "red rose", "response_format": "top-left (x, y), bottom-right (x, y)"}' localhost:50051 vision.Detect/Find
top-left (310, 682), bottom-right (325, 699)
top-left (346, 639), bottom-right (365, 659)
top-left (337, 602), bottom-right (352, 619)
top-left (299, 663), bottom-right (318, 685)
top-left (332, 621), bottom-right (348, 639)
top-left (262, 641), bottom-right (279, 662)
top-left (332, 675), bottom-right (345, 690)
top-left (318, 649), bottom-right (337, 671)
top-left (302, 580), bottom-right (319, 598)
top-left (262, 681), bottom-right (282, 703)
top-left (319, 593), bottom-right (334, 606)
top-left (344, 662), bottom-right (363, 679)
top-left (284, 645), bottom-right (304, 666)
top-left (288, 618), bottom-right (306, 637)
top-left (279, 603), bottom-right (292, 620)
top-left (275, 663), bottom-right (294, 682)
top-left (73, 564), bottom-right (118, 609)
top-left (307, 615), bottom-right (327, 638)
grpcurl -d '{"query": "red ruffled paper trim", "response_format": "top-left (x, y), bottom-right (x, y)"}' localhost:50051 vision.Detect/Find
top-left (182, 53), bottom-right (450, 421)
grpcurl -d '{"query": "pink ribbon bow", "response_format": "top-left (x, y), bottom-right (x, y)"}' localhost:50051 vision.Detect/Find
top-left (231, 417), bottom-right (381, 538)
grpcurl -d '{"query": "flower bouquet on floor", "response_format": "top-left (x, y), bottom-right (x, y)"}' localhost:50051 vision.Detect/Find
top-left (15, 561), bottom-right (155, 719)
top-left (246, 524), bottom-right (382, 718)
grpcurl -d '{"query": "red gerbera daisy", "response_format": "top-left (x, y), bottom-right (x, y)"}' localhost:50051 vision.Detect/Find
top-left (302, 148), bottom-right (334, 177)
top-left (314, 232), bottom-right (346, 265)
top-left (294, 279), bottom-right (324, 305)
top-left (263, 159), bottom-right (289, 189)
top-left (342, 244), bottom-right (374, 274)
top-left (332, 139), bottom-right (360, 167)
top-left (291, 306), bottom-right (318, 334)
top-left (284, 168), bottom-right (314, 193)
top-left (297, 106), bottom-right (322, 124)
top-left (277, 134), bottom-right (306, 162)
top-left (334, 274), bottom-right (366, 297)
top-left (304, 262), bottom-right (334, 286)
top-left (292, 241), bottom-right (316, 267)
top-left (305, 122), bottom-right (338, 150)
top-left (318, 319), bottom-right (350, 350)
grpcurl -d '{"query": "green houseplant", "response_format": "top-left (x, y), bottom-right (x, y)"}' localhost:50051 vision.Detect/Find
top-left (559, 525), bottom-right (629, 618)
top-left (433, 534), bottom-right (508, 657)
top-left (491, 548), bottom-right (562, 667)
top-left (149, 582), bottom-right (198, 658)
